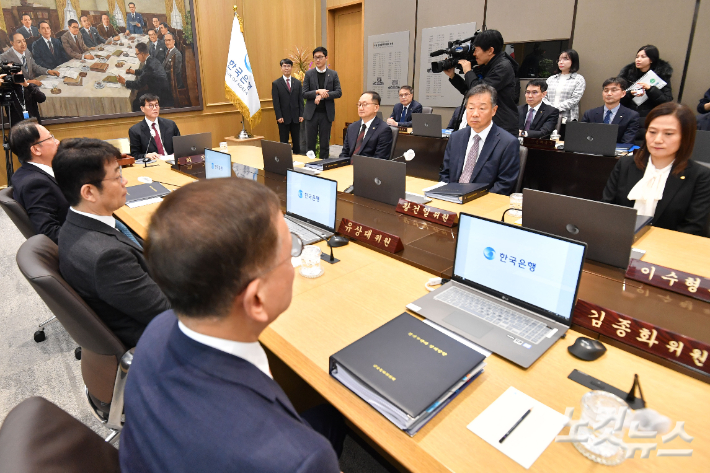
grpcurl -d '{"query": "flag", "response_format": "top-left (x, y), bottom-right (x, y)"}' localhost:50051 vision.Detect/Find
top-left (224, 11), bottom-right (261, 128)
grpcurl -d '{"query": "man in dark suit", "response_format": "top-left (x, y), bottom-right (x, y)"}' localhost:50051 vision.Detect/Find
top-left (8, 120), bottom-right (67, 243)
top-left (61, 19), bottom-right (94, 61)
top-left (0, 33), bottom-right (60, 81)
top-left (146, 29), bottom-right (166, 64)
top-left (126, 2), bottom-right (145, 35)
top-left (162, 33), bottom-right (182, 89)
top-left (32, 21), bottom-right (69, 70)
top-left (440, 84), bottom-right (520, 195)
top-left (128, 93), bottom-right (181, 162)
top-left (151, 17), bottom-right (163, 39)
top-left (272, 59), bottom-right (304, 154)
top-left (518, 79), bottom-right (559, 139)
top-left (18, 14), bottom-right (39, 39)
top-left (303, 46), bottom-right (342, 159)
top-left (340, 91), bottom-right (393, 159)
top-left (581, 77), bottom-right (640, 144)
top-left (79, 16), bottom-right (105, 48)
top-left (118, 42), bottom-right (173, 110)
top-left (2, 71), bottom-right (46, 125)
top-left (447, 106), bottom-right (467, 130)
top-left (387, 85), bottom-right (423, 128)
top-left (54, 139), bottom-right (171, 347)
top-left (119, 178), bottom-right (345, 472)
top-left (97, 14), bottom-right (120, 42)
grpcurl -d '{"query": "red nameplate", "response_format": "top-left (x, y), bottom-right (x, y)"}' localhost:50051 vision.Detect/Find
top-left (522, 137), bottom-right (555, 149)
top-left (626, 259), bottom-right (710, 303)
top-left (337, 218), bottom-right (403, 253)
top-left (573, 299), bottom-right (710, 376)
top-left (176, 154), bottom-right (205, 166)
top-left (395, 199), bottom-right (458, 227)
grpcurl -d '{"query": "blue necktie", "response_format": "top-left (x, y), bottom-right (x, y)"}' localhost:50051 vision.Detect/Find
top-left (401, 106), bottom-right (407, 122)
top-left (604, 109), bottom-right (612, 124)
top-left (115, 220), bottom-right (142, 248)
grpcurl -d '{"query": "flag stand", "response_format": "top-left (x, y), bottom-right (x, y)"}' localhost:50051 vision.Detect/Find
top-left (238, 119), bottom-right (249, 139)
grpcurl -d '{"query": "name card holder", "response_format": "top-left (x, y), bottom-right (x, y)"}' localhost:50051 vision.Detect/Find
top-left (626, 259), bottom-right (710, 303)
top-left (395, 199), bottom-right (458, 227)
top-left (117, 156), bottom-right (135, 167)
top-left (522, 137), bottom-right (556, 150)
top-left (177, 154), bottom-right (205, 166)
top-left (337, 218), bottom-right (403, 253)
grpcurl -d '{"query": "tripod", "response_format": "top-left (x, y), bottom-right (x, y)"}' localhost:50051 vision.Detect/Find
top-left (2, 100), bottom-right (14, 186)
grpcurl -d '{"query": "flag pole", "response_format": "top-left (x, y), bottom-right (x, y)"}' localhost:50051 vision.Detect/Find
top-left (233, 6), bottom-right (249, 140)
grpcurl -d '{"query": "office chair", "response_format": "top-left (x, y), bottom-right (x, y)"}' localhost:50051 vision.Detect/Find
top-left (0, 397), bottom-right (120, 472)
top-left (515, 145), bottom-right (528, 194)
top-left (389, 126), bottom-right (399, 160)
top-left (16, 235), bottom-right (133, 443)
top-left (421, 106), bottom-right (433, 114)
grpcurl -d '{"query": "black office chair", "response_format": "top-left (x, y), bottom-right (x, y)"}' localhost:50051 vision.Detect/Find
top-left (515, 145), bottom-right (528, 194)
top-left (422, 106), bottom-right (433, 114)
top-left (389, 126), bottom-right (399, 160)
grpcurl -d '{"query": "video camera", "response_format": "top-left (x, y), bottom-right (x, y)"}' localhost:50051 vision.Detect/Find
top-left (0, 61), bottom-right (24, 87)
top-left (430, 31), bottom-right (480, 74)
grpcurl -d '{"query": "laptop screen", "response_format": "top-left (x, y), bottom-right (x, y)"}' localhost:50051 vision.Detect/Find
top-left (286, 170), bottom-right (337, 230)
top-left (453, 214), bottom-right (586, 321)
top-left (205, 149), bottom-right (232, 179)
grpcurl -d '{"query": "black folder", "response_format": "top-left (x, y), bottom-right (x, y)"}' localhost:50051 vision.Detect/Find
top-left (424, 182), bottom-right (490, 204)
top-left (125, 183), bottom-right (171, 204)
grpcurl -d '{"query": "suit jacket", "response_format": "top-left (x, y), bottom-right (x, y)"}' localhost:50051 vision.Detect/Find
top-left (581, 104), bottom-right (640, 144)
top-left (18, 25), bottom-right (39, 39)
top-left (32, 36), bottom-right (69, 70)
top-left (4, 83), bottom-right (45, 125)
top-left (80, 27), bottom-right (105, 48)
top-left (148, 39), bottom-right (166, 64)
top-left (127, 12), bottom-right (146, 35)
top-left (97, 23), bottom-right (118, 40)
top-left (440, 122), bottom-right (520, 195)
top-left (602, 156), bottom-right (710, 235)
top-left (447, 106), bottom-right (467, 129)
top-left (271, 76), bottom-right (303, 124)
top-left (339, 116), bottom-right (393, 159)
top-left (129, 117), bottom-right (181, 161)
top-left (125, 56), bottom-right (172, 107)
top-left (302, 68), bottom-right (342, 122)
top-left (119, 311), bottom-right (340, 473)
top-left (0, 48), bottom-right (48, 80)
top-left (61, 31), bottom-right (89, 59)
top-left (517, 102), bottom-right (559, 139)
top-left (698, 112), bottom-right (710, 132)
top-left (389, 100), bottom-right (423, 127)
top-left (10, 163), bottom-right (69, 243)
top-left (162, 47), bottom-right (183, 89)
top-left (58, 211), bottom-right (171, 347)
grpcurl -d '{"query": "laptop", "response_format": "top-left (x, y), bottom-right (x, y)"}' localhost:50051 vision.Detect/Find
top-left (204, 149), bottom-right (238, 179)
top-left (173, 132), bottom-right (212, 161)
top-left (412, 114), bottom-right (442, 138)
top-left (564, 122), bottom-right (618, 156)
top-left (262, 140), bottom-right (318, 176)
top-left (285, 169), bottom-right (338, 244)
top-left (691, 130), bottom-right (710, 166)
top-left (522, 189), bottom-right (651, 268)
top-left (407, 213), bottom-right (587, 368)
top-left (352, 155), bottom-right (431, 206)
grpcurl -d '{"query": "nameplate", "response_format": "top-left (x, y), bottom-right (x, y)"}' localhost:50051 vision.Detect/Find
top-left (117, 156), bottom-right (135, 167)
top-left (573, 299), bottom-right (710, 376)
top-left (176, 154), bottom-right (205, 166)
top-left (395, 199), bottom-right (458, 227)
top-left (626, 259), bottom-right (710, 303)
top-left (337, 218), bottom-right (403, 253)
top-left (522, 137), bottom-right (555, 149)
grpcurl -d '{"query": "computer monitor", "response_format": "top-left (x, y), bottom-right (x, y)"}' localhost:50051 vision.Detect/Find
top-left (172, 132), bottom-right (213, 159)
top-left (204, 149), bottom-right (233, 179)
top-left (286, 170), bottom-right (338, 231)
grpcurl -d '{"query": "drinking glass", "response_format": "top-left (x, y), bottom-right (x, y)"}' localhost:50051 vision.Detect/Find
top-left (573, 391), bottom-right (628, 465)
top-left (299, 245), bottom-right (323, 278)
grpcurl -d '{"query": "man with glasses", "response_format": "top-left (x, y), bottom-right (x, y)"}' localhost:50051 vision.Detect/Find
top-left (54, 138), bottom-right (170, 347)
top-left (119, 179), bottom-right (345, 472)
top-left (340, 91), bottom-right (392, 159)
top-left (0, 32), bottom-right (60, 82)
top-left (517, 79), bottom-right (559, 139)
top-left (118, 42), bottom-right (173, 111)
top-left (581, 77), bottom-right (639, 144)
top-left (128, 93), bottom-right (181, 162)
top-left (272, 58), bottom-right (303, 154)
top-left (302, 46), bottom-right (342, 159)
top-left (387, 85), bottom-right (422, 128)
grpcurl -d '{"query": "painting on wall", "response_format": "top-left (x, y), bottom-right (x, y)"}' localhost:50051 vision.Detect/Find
top-left (0, 0), bottom-right (202, 123)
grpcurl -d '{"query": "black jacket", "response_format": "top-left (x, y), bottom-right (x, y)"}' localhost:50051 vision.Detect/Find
top-left (390, 100), bottom-right (423, 127)
top-left (581, 104), bottom-right (640, 144)
top-left (602, 155), bottom-right (710, 235)
top-left (4, 83), bottom-right (45, 125)
top-left (11, 163), bottom-right (69, 243)
top-left (449, 52), bottom-right (519, 136)
top-left (80, 27), bottom-right (106, 48)
top-left (271, 76), bottom-right (303, 124)
top-left (518, 102), bottom-right (559, 139)
top-left (302, 68), bottom-right (342, 122)
top-left (698, 87), bottom-right (710, 115)
top-left (128, 117), bottom-right (181, 161)
top-left (618, 59), bottom-right (673, 119)
top-left (698, 113), bottom-right (710, 131)
top-left (125, 56), bottom-right (173, 108)
top-left (339, 116), bottom-right (393, 159)
top-left (31, 36), bottom-right (69, 70)
top-left (58, 211), bottom-right (171, 347)
top-left (148, 39), bottom-right (167, 64)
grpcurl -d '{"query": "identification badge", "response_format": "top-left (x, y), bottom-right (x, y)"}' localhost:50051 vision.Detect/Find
top-left (22, 111), bottom-right (29, 119)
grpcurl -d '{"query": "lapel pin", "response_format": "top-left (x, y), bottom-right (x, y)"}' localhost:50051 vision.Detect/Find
top-left (681, 176), bottom-right (685, 180)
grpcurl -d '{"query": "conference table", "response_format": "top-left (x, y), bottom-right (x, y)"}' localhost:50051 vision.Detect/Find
top-left (115, 146), bottom-right (710, 472)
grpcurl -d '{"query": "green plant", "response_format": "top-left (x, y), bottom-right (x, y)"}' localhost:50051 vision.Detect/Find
top-left (182, 12), bottom-right (193, 44)
top-left (109, 13), bottom-right (119, 32)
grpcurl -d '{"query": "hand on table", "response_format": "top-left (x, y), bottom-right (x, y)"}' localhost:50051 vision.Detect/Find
top-left (113, 35), bottom-right (121, 41)
top-left (145, 152), bottom-right (159, 161)
top-left (47, 70), bottom-right (60, 77)
top-left (126, 68), bottom-right (135, 74)
top-left (84, 54), bottom-right (95, 60)
top-left (117, 75), bottom-right (126, 85)
top-left (27, 79), bottom-right (42, 86)
top-left (386, 117), bottom-right (398, 126)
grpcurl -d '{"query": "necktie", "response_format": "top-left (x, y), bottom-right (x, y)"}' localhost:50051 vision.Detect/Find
top-left (47, 40), bottom-right (54, 54)
top-left (401, 106), bottom-right (407, 122)
top-left (286, 78), bottom-right (291, 92)
top-left (459, 135), bottom-right (481, 183)
top-left (115, 220), bottom-right (142, 248)
top-left (524, 108), bottom-right (535, 131)
top-left (604, 109), bottom-right (612, 124)
top-left (353, 123), bottom-right (367, 155)
top-left (151, 123), bottom-right (166, 155)
top-left (21, 56), bottom-right (27, 75)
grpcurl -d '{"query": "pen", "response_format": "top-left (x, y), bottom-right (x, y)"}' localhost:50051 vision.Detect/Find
top-left (499, 407), bottom-right (533, 443)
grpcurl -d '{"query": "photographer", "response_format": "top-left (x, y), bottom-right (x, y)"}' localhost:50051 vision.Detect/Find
top-left (444, 30), bottom-right (519, 136)
top-left (1, 66), bottom-right (46, 125)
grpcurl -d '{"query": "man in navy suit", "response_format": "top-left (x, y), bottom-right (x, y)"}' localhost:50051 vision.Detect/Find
top-left (119, 178), bottom-right (345, 472)
top-left (387, 85), bottom-right (423, 127)
top-left (18, 14), bottom-right (39, 39)
top-left (340, 91), bottom-right (393, 159)
top-left (31, 21), bottom-right (69, 70)
top-left (517, 79), bottom-right (559, 139)
top-left (126, 2), bottom-right (145, 35)
top-left (8, 120), bottom-right (67, 243)
top-left (440, 84), bottom-right (520, 195)
top-left (581, 77), bottom-right (640, 144)
top-left (272, 58), bottom-right (304, 154)
top-left (303, 46), bottom-right (342, 159)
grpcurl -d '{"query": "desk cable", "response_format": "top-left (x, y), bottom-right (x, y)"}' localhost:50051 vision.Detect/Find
top-left (425, 277), bottom-right (449, 292)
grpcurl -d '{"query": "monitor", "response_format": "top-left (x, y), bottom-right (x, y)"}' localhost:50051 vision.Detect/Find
top-left (286, 170), bottom-right (338, 231)
top-left (205, 149), bottom-right (233, 179)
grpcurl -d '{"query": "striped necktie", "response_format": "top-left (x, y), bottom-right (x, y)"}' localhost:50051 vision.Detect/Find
top-left (115, 220), bottom-right (142, 248)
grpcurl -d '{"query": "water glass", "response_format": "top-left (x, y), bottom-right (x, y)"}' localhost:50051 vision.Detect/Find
top-left (573, 391), bottom-right (628, 466)
top-left (504, 193), bottom-right (523, 224)
top-left (219, 142), bottom-right (229, 152)
top-left (299, 245), bottom-right (323, 278)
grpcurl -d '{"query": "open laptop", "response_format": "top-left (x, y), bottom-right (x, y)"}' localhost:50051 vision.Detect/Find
top-left (352, 155), bottom-right (431, 205)
top-left (407, 213), bottom-right (587, 368)
top-left (564, 122), bottom-right (618, 156)
top-left (262, 140), bottom-right (318, 176)
top-left (691, 130), bottom-right (710, 167)
top-left (285, 169), bottom-right (338, 244)
top-left (173, 132), bottom-right (212, 161)
top-left (204, 149), bottom-right (238, 179)
top-left (523, 189), bottom-right (651, 268)
top-left (412, 114), bottom-right (442, 138)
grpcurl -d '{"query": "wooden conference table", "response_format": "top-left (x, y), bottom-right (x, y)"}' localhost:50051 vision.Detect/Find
top-left (115, 147), bottom-right (710, 473)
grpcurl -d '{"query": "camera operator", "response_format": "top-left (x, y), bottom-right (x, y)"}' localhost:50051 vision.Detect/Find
top-left (444, 30), bottom-right (519, 136)
top-left (1, 66), bottom-right (46, 125)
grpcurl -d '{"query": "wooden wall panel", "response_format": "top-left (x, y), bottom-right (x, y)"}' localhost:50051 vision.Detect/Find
top-left (681, 0), bottom-right (709, 111)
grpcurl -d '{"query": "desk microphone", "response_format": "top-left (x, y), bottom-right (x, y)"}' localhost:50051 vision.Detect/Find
top-left (143, 129), bottom-right (158, 168)
top-left (391, 149), bottom-right (415, 163)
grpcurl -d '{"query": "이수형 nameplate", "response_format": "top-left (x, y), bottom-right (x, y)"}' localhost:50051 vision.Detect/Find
top-left (395, 199), bottom-right (458, 227)
top-left (337, 218), bottom-right (403, 253)
top-left (626, 259), bottom-right (710, 303)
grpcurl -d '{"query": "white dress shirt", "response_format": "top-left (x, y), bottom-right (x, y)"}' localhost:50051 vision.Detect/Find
top-left (462, 121), bottom-right (493, 172)
top-left (283, 75), bottom-right (292, 88)
top-left (70, 206), bottom-right (116, 228)
top-left (458, 109), bottom-right (469, 130)
top-left (316, 67), bottom-right (327, 73)
top-left (603, 103), bottom-right (621, 124)
top-left (145, 117), bottom-right (165, 152)
top-left (12, 48), bottom-right (25, 63)
top-left (28, 161), bottom-right (54, 177)
top-left (178, 321), bottom-right (272, 378)
top-left (628, 158), bottom-right (674, 217)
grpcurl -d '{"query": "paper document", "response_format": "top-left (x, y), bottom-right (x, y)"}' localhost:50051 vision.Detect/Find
top-left (61, 70), bottom-right (79, 79)
top-left (468, 387), bottom-right (568, 469)
top-left (630, 70), bottom-right (667, 106)
top-left (39, 80), bottom-right (61, 89)
top-left (126, 196), bottom-right (163, 208)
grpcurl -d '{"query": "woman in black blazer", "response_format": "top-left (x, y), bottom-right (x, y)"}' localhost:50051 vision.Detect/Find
top-left (603, 102), bottom-right (710, 236)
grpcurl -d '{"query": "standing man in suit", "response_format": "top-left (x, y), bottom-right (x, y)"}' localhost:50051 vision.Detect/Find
top-left (581, 77), bottom-right (640, 144)
top-left (61, 19), bottom-right (94, 60)
top-left (32, 21), bottom-right (69, 70)
top-left (340, 91), bottom-right (392, 159)
top-left (127, 2), bottom-right (145, 35)
top-left (162, 33), bottom-right (182, 89)
top-left (272, 59), bottom-right (303, 154)
top-left (147, 29), bottom-right (166, 64)
top-left (128, 93), bottom-right (180, 162)
top-left (1, 33), bottom-right (60, 81)
top-left (518, 79), bottom-right (559, 139)
top-left (119, 178), bottom-right (345, 472)
top-left (440, 84), bottom-right (520, 195)
top-left (8, 119), bottom-right (67, 243)
top-left (97, 14), bottom-right (120, 42)
top-left (54, 139), bottom-right (171, 347)
top-left (18, 14), bottom-right (39, 39)
top-left (118, 42), bottom-right (173, 110)
top-left (387, 85), bottom-right (422, 127)
top-left (152, 18), bottom-right (162, 38)
top-left (302, 47), bottom-right (341, 159)
top-left (79, 16), bottom-right (106, 48)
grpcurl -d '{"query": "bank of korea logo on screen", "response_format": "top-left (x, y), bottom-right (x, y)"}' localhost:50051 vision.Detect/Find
top-left (298, 190), bottom-right (303, 198)
top-left (483, 247), bottom-right (496, 260)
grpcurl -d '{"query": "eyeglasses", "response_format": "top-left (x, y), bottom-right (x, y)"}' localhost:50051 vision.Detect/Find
top-left (525, 90), bottom-right (541, 95)
top-left (244, 232), bottom-right (303, 289)
top-left (399, 93), bottom-right (412, 98)
top-left (603, 88), bottom-right (622, 93)
top-left (313, 55), bottom-right (326, 60)
top-left (101, 166), bottom-right (123, 182)
top-left (32, 134), bottom-right (55, 146)
top-left (357, 102), bottom-right (376, 108)
top-left (143, 103), bottom-right (160, 110)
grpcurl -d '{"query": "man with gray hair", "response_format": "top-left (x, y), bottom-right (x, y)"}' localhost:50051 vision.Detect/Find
top-left (440, 83), bottom-right (520, 195)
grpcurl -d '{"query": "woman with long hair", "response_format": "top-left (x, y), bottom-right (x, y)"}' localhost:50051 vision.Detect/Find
top-left (618, 45), bottom-right (673, 120)
top-left (544, 49), bottom-right (586, 122)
